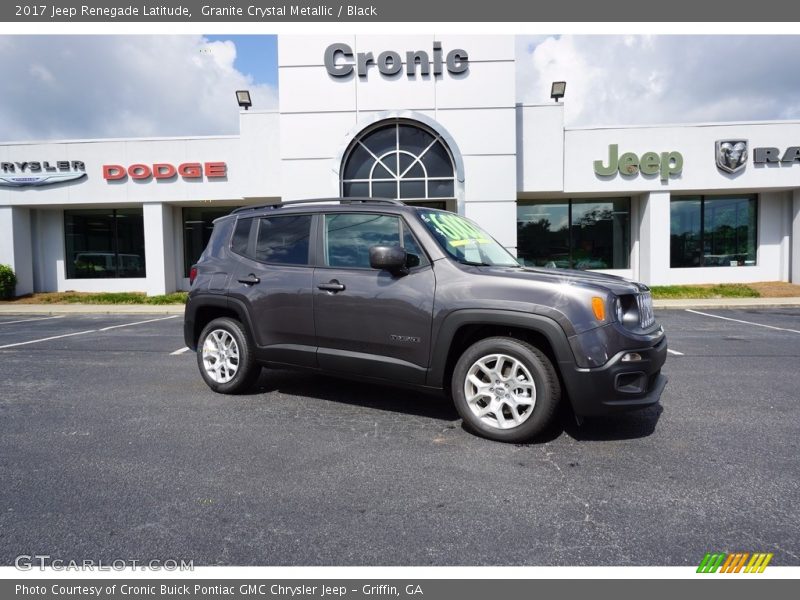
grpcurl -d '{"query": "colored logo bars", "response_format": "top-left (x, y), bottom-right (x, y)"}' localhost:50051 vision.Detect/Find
top-left (697, 552), bottom-right (773, 573)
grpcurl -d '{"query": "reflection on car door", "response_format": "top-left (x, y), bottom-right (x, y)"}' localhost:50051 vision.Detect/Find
top-left (227, 214), bottom-right (317, 368)
top-left (313, 212), bottom-right (435, 384)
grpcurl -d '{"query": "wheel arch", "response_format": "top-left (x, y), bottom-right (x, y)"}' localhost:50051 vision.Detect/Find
top-left (188, 295), bottom-right (255, 350)
top-left (427, 310), bottom-right (577, 391)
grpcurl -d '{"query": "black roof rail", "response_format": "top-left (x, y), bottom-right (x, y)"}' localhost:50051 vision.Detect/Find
top-left (230, 197), bottom-right (406, 215)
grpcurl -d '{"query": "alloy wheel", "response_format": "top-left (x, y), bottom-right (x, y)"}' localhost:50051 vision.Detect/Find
top-left (202, 329), bottom-right (240, 383)
top-left (464, 353), bottom-right (537, 430)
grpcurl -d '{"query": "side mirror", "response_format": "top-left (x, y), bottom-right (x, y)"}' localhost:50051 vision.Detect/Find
top-left (369, 245), bottom-right (408, 275)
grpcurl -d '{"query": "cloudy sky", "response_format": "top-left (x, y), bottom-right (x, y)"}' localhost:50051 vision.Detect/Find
top-left (2, 34), bottom-right (800, 142)
top-left (0, 35), bottom-right (278, 141)
top-left (516, 35), bottom-right (800, 126)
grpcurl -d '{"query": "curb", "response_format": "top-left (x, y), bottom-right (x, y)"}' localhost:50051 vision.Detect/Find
top-left (0, 304), bottom-right (185, 315)
top-left (653, 297), bottom-right (800, 310)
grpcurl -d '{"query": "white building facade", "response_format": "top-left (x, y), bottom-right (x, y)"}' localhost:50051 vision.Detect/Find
top-left (1, 34), bottom-right (799, 296)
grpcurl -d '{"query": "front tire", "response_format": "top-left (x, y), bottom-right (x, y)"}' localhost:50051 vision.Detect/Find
top-left (197, 317), bottom-right (260, 394)
top-left (451, 337), bottom-right (561, 442)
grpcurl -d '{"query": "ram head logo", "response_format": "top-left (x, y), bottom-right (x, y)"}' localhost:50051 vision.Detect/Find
top-left (716, 140), bottom-right (748, 174)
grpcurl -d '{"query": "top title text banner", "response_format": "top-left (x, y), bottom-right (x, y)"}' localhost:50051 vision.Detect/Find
top-left (3, 0), bottom-right (800, 22)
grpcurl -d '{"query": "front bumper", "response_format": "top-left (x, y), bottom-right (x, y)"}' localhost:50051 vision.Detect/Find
top-left (561, 334), bottom-right (668, 417)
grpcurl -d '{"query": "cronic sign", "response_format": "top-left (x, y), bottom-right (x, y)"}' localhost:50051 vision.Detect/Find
top-left (324, 41), bottom-right (468, 78)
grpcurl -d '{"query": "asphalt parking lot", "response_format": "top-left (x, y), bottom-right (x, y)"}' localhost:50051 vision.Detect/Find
top-left (0, 308), bottom-right (798, 566)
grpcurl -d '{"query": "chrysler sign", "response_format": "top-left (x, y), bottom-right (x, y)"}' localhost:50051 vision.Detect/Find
top-left (324, 41), bottom-right (469, 78)
top-left (0, 160), bottom-right (86, 187)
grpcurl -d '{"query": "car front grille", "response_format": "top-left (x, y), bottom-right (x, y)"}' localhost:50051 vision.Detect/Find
top-left (637, 292), bottom-right (655, 329)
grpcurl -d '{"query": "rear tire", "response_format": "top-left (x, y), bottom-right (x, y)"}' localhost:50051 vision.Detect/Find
top-left (197, 317), bottom-right (260, 394)
top-left (451, 336), bottom-right (561, 443)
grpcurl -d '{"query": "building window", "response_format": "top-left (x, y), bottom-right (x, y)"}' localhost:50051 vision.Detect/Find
top-left (65, 209), bottom-right (146, 279)
top-left (341, 120), bottom-right (456, 202)
top-left (670, 195), bottom-right (757, 267)
top-left (517, 198), bottom-right (631, 270)
top-left (183, 207), bottom-right (237, 277)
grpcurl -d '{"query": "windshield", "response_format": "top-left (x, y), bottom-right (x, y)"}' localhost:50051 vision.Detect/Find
top-left (417, 210), bottom-right (520, 267)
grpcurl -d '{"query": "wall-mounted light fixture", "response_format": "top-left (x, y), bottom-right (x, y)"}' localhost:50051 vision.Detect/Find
top-left (235, 90), bottom-right (252, 110)
top-left (551, 81), bottom-right (566, 103)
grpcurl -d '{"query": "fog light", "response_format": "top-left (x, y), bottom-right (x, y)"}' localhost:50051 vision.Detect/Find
top-left (621, 352), bottom-right (643, 362)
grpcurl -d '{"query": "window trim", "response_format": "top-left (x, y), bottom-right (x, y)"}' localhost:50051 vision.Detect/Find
top-left (670, 194), bottom-right (758, 268)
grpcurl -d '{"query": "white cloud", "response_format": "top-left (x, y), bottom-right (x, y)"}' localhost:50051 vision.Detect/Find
top-left (0, 36), bottom-right (278, 142)
top-left (8, 35), bottom-right (798, 140)
top-left (516, 35), bottom-right (800, 126)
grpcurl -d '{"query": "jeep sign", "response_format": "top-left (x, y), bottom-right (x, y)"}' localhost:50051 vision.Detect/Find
top-left (594, 144), bottom-right (683, 182)
top-left (324, 41), bottom-right (468, 78)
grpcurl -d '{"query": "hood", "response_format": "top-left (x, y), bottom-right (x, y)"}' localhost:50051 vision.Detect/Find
top-left (478, 265), bottom-right (647, 296)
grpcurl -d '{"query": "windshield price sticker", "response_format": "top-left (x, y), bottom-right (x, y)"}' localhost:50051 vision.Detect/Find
top-left (425, 213), bottom-right (490, 246)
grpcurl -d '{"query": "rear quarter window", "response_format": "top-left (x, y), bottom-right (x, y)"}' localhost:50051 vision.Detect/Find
top-left (230, 218), bottom-right (252, 257)
top-left (200, 217), bottom-right (236, 259)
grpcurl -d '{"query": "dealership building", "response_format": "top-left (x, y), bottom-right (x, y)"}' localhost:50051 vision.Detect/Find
top-left (2, 34), bottom-right (800, 296)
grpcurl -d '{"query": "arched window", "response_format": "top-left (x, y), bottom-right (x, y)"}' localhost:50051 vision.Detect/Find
top-left (340, 120), bottom-right (456, 202)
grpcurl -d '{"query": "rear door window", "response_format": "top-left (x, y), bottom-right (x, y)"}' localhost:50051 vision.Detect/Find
top-left (255, 215), bottom-right (312, 265)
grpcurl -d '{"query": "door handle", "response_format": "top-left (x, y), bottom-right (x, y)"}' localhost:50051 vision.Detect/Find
top-left (237, 274), bottom-right (261, 285)
top-left (317, 280), bottom-right (346, 292)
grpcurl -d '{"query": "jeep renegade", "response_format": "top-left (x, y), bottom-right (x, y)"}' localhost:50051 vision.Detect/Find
top-left (184, 198), bottom-right (667, 442)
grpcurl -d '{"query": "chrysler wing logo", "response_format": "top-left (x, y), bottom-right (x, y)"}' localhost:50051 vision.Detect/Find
top-left (716, 140), bottom-right (748, 174)
top-left (0, 160), bottom-right (87, 188)
top-left (0, 171), bottom-right (86, 187)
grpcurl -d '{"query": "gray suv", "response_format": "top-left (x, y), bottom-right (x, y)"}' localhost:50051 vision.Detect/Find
top-left (184, 198), bottom-right (667, 442)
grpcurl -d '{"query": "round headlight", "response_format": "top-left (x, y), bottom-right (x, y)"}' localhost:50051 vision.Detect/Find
top-left (615, 295), bottom-right (641, 329)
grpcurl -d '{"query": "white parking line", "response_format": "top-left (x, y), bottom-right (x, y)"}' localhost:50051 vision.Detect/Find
top-left (686, 309), bottom-right (800, 334)
top-left (667, 349), bottom-right (684, 356)
top-left (0, 314), bottom-right (180, 350)
top-left (98, 315), bottom-right (179, 331)
top-left (0, 315), bottom-right (66, 326)
top-left (0, 329), bottom-right (96, 349)
top-left (170, 346), bottom-right (190, 355)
